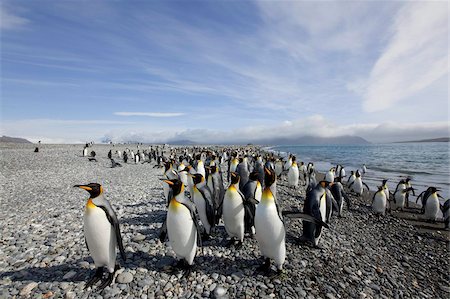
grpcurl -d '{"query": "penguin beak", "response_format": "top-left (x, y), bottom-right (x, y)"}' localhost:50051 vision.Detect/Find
top-left (162, 179), bottom-right (174, 185)
top-left (74, 185), bottom-right (92, 191)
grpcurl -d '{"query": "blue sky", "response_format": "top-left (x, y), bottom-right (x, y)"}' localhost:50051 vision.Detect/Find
top-left (1, 0), bottom-right (448, 143)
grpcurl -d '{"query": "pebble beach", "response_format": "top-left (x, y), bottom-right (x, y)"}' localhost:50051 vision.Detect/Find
top-left (0, 143), bottom-right (448, 299)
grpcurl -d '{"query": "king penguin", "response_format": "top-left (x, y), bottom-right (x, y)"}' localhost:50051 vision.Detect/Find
top-left (422, 187), bottom-right (444, 222)
top-left (372, 186), bottom-right (387, 216)
top-left (348, 170), bottom-right (370, 197)
top-left (191, 173), bottom-right (215, 238)
top-left (162, 179), bottom-right (202, 273)
top-left (222, 172), bottom-right (245, 248)
top-left (287, 156), bottom-right (299, 189)
top-left (441, 199), bottom-right (449, 229)
top-left (74, 183), bottom-right (126, 290)
top-left (254, 180), bottom-right (285, 275)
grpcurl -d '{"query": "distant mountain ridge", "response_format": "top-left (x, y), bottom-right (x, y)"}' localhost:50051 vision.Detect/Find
top-left (0, 136), bottom-right (32, 143)
top-left (394, 137), bottom-right (449, 143)
top-left (256, 135), bottom-right (370, 146)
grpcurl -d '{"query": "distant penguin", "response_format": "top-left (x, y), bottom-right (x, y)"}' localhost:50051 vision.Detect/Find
top-left (162, 179), bottom-right (202, 273)
top-left (348, 170), bottom-right (369, 196)
top-left (422, 187), bottom-right (444, 222)
top-left (299, 162), bottom-right (307, 185)
top-left (34, 147), bottom-right (39, 153)
top-left (108, 150), bottom-right (112, 159)
top-left (191, 174), bottom-right (215, 238)
top-left (325, 168), bottom-right (335, 184)
top-left (372, 186), bottom-right (387, 216)
top-left (135, 152), bottom-right (140, 164)
top-left (284, 155), bottom-right (292, 171)
top-left (347, 171), bottom-right (355, 186)
top-left (362, 164), bottom-right (367, 175)
top-left (329, 178), bottom-right (351, 217)
top-left (404, 178), bottom-right (415, 208)
top-left (441, 199), bottom-right (449, 229)
top-left (110, 159), bottom-right (122, 168)
top-left (287, 157), bottom-right (299, 188)
top-left (117, 150), bottom-right (122, 159)
top-left (254, 184), bottom-right (285, 275)
top-left (74, 183), bottom-right (126, 290)
top-left (83, 146), bottom-right (88, 157)
top-left (196, 158), bottom-right (206, 178)
top-left (274, 158), bottom-right (284, 178)
top-left (222, 172), bottom-right (245, 248)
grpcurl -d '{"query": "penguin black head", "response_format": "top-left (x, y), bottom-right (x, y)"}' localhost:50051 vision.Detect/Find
top-left (356, 170), bottom-right (361, 177)
top-left (164, 161), bottom-right (172, 172)
top-left (292, 156), bottom-right (296, 162)
top-left (163, 179), bottom-right (184, 197)
top-left (429, 187), bottom-right (439, 194)
top-left (230, 172), bottom-right (240, 185)
top-left (191, 173), bottom-right (204, 185)
top-left (249, 171), bottom-right (259, 181)
top-left (350, 171), bottom-right (354, 175)
top-left (210, 165), bottom-right (217, 174)
top-left (382, 179), bottom-right (388, 185)
top-left (334, 177), bottom-right (342, 183)
top-left (377, 186), bottom-right (383, 192)
top-left (264, 167), bottom-right (276, 187)
top-left (319, 181), bottom-right (331, 188)
top-left (405, 177), bottom-right (411, 183)
top-left (74, 183), bottom-right (103, 199)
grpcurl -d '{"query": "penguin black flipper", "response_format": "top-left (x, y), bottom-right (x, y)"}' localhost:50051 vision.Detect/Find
top-left (159, 217), bottom-right (168, 242)
top-left (282, 211), bottom-right (329, 228)
top-left (363, 182), bottom-right (370, 192)
top-left (96, 203), bottom-right (126, 262)
top-left (198, 186), bottom-right (215, 227)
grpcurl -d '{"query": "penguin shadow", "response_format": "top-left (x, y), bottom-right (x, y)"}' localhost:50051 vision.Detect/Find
top-left (0, 257), bottom-right (95, 283)
top-left (122, 210), bottom-right (167, 226)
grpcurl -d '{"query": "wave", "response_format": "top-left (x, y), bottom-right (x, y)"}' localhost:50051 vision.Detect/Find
top-left (369, 166), bottom-right (434, 176)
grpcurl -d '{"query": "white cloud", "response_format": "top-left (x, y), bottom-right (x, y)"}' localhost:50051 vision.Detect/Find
top-left (363, 2), bottom-right (449, 112)
top-left (0, 6), bottom-right (29, 30)
top-left (114, 112), bottom-right (185, 117)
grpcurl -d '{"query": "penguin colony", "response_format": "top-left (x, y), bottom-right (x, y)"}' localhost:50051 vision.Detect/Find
top-left (74, 144), bottom-right (448, 289)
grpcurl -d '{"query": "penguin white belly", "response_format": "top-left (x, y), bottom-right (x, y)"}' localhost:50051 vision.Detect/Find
top-left (117, 151), bottom-right (122, 158)
top-left (193, 189), bottom-right (211, 234)
top-left (424, 195), bottom-right (439, 221)
top-left (83, 148), bottom-right (88, 157)
top-left (230, 163), bottom-right (238, 173)
top-left (275, 164), bottom-right (283, 177)
top-left (255, 203), bottom-right (285, 268)
top-left (393, 193), bottom-right (405, 210)
top-left (179, 172), bottom-right (188, 187)
top-left (135, 155), bottom-right (140, 163)
top-left (325, 172), bottom-right (334, 183)
top-left (348, 176), bottom-right (355, 186)
top-left (353, 179), bottom-right (363, 195)
top-left (340, 169), bottom-right (346, 177)
top-left (84, 206), bottom-right (116, 272)
top-left (167, 202), bottom-right (197, 265)
top-left (372, 193), bottom-right (386, 215)
top-left (223, 188), bottom-right (245, 241)
top-left (287, 167), bottom-right (299, 187)
top-left (314, 194), bottom-right (327, 245)
top-left (384, 188), bottom-right (389, 201)
top-left (255, 183), bottom-right (262, 203)
top-left (197, 165), bottom-right (205, 178)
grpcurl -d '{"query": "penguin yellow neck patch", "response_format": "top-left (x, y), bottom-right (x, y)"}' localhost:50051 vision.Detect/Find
top-left (86, 198), bottom-right (96, 209)
top-left (261, 188), bottom-right (274, 203)
top-left (169, 198), bottom-right (182, 211)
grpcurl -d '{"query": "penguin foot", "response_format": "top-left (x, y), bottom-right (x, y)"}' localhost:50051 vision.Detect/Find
top-left (97, 271), bottom-right (115, 291)
top-left (84, 268), bottom-right (104, 289)
top-left (234, 241), bottom-right (243, 250)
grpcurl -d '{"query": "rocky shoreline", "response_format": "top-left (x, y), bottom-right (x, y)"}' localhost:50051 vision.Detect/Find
top-left (0, 144), bottom-right (448, 299)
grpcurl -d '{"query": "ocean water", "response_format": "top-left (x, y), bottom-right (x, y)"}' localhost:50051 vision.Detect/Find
top-left (267, 143), bottom-right (450, 200)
